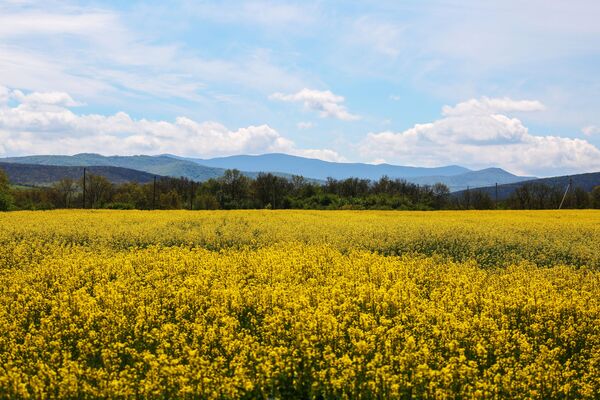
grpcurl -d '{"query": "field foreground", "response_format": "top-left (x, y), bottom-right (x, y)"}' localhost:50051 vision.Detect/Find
top-left (0, 210), bottom-right (599, 398)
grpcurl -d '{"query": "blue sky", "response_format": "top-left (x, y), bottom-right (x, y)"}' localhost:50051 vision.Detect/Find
top-left (0, 0), bottom-right (599, 176)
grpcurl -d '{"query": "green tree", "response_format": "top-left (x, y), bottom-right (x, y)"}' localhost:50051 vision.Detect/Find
top-left (84, 174), bottom-right (113, 208)
top-left (431, 183), bottom-right (451, 209)
top-left (53, 178), bottom-right (78, 208)
top-left (592, 186), bottom-right (600, 209)
top-left (219, 169), bottom-right (250, 208)
top-left (0, 168), bottom-right (14, 211)
top-left (160, 189), bottom-right (182, 209)
top-left (573, 187), bottom-right (590, 209)
top-left (471, 190), bottom-right (494, 209)
top-left (194, 193), bottom-right (219, 210)
top-left (253, 173), bottom-right (291, 208)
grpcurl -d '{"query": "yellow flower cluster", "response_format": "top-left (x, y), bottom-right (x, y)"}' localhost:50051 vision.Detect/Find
top-left (0, 210), bottom-right (598, 398)
top-left (1, 210), bottom-right (598, 268)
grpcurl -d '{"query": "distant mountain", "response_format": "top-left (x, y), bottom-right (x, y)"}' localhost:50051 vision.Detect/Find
top-left (1, 153), bottom-right (536, 190)
top-left (183, 153), bottom-right (471, 180)
top-left (180, 153), bottom-right (532, 191)
top-left (0, 162), bottom-right (158, 187)
top-left (1, 154), bottom-right (226, 181)
top-left (412, 168), bottom-right (536, 192)
top-left (0, 153), bottom-right (303, 182)
top-left (453, 172), bottom-right (600, 200)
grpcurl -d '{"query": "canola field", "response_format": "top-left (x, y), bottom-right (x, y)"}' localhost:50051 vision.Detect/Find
top-left (0, 210), bottom-right (599, 398)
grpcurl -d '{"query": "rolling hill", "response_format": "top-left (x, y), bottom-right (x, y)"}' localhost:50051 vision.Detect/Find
top-left (0, 154), bottom-right (227, 181)
top-left (0, 162), bottom-right (158, 187)
top-left (0, 154), bottom-right (304, 182)
top-left (453, 172), bottom-right (600, 200)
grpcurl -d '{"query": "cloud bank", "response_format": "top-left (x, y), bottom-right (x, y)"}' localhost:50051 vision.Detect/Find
top-left (2, 87), bottom-right (598, 177)
top-left (0, 86), bottom-right (341, 161)
top-left (361, 97), bottom-right (600, 176)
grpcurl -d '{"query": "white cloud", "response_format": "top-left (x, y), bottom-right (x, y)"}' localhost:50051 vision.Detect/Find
top-left (270, 89), bottom-right (360, 121)
top-left (297, 121), bottom-right (314, 129)
top-left (582, 125), bottom-right (600, 136)
top-left (293, 148), bottom-right (343, 162)
top-left (0, 86), bottom-right (341, 161)
top-left (11, 89), bottom-right (83, 108)
top-left (0, 11), bottom-right (115, 37)
top-left (0, 4), bottom-right (308, 107)
top-left (442, 97), bottom-right (545, 117)
top-left (360, 97), bottom-right (600, 176)
top-left (328, 2), bottom-right (600, 130)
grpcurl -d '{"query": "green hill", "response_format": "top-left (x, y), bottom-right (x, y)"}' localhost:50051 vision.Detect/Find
top-left (453, 172), bottom-right (600, 200)
top-left (0, 162), bottom-right (158, 187)
top-left (1, 154), bottom-right (229, 181)
top-left (0, 154), bottom-right (302, 182)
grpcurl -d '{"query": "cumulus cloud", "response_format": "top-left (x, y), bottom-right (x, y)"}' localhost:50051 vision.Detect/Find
top-left (360, 97), bottom-right (600, 176)
top-left (0, 86), bottom-right (342, 161)
top-left (270, 89), bottom-right (360, 121)
top-left (11, 89), bottom-right (83, 108)
top-left (442, 97), bottom-right (545, 117)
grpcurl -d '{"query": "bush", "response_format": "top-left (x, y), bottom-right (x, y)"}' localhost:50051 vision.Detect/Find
top-left (105, 202), bottom-right (135, 210)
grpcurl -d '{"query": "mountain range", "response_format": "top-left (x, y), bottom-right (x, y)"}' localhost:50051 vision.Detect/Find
top-left (181, 153), bottom-right (470, 180)
top-left (1, 153), bottom-right (536, 191)
top-left (171, 153), bottom-right (534, 191)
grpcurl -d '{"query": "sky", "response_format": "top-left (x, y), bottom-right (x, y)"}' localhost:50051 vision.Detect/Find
top-left (1, 0), bottom-right (600, 176)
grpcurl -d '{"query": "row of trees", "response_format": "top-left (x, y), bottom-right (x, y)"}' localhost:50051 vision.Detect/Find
top-left (1, 168), bottom-right (599, 211)
top-left (5, 170), bottom-right (453, 211)
top-left (455, 182), bottom-right (600, 210)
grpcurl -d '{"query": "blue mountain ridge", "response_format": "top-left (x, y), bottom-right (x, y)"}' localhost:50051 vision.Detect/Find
top-left (174, 153), bottom-right (534, 191)
top-left (180, 153), bottom-right (471, 180)
top-left (1, 153), bottom-right (536, 191)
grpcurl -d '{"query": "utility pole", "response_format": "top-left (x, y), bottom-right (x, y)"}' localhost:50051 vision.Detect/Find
top-left (558, 177), bottom-right (572, 209)
top-left (152, 176), bottom-right (157, 210)
top-left (82, 167), bottom-right (86, 209)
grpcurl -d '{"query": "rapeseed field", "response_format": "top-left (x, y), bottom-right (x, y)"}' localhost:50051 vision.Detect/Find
top-left (0, 210), bottom-right (598, 398)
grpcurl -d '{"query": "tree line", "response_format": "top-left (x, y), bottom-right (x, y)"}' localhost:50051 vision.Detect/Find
top-left (1, 168), bottom-right (599, 211)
